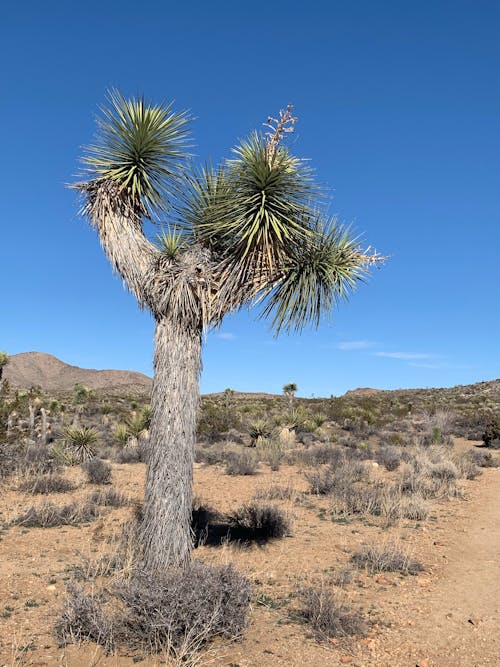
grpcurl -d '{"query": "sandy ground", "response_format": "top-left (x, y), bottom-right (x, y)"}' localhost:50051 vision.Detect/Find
top-left (0, 442), bottom-right (499, 667)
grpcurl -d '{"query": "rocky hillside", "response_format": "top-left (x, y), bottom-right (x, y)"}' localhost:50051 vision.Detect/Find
top-left (3, 352), bottom-right (152, 393)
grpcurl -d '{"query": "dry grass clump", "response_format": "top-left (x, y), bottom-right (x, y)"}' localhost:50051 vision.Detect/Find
top-left (305, 466), bottom-right (336, 495)
top-left (88, 488), bottom-right (128, 507)
top-left (467, 448), bottom-right (499, 468)
top-left (299, 444), bottom-right (345, 466)
top-left (83, 458), bottom-right (112, 485)
top-left (296, 586), bottom-right (366, 640)
top-left (195, 443), bottom-right (227, 465)
top-left (225, 450), bottom-right (259, 476)
top-left (57, 562), bottom-right (252, 657)
top-left (230, 502), bottom-right (292, 540)
top-left (12, 499), bottom-right (100, 527)
top-left (330, 482), bottom-right (429, 524)
top-left (258, 441), bottom-right (286, 471)
top-left (452, 454), bottom-right (482, 479)
top-left (253, 483), bottom-right (297, 501)
top-left (400, 446), bottom-right (465, 499)
top-left (55, 585), bottom-right (114, 652)
top-left (352, 542), bottom-right (424, 575)
top-left (329, 566), bottom-right (355, 587)
top-left (375, 445), bottom-right (402, 471)
top-left (306, 460), bottom-right (367, 496)
top-left (115, 443), bottom-right (146, 464)
top-left (397, 493), bottom-right (430, 521)
top-left (18, 474), bottom-right (76, 495)
top-left (17, 444), bottom-right (60, 476)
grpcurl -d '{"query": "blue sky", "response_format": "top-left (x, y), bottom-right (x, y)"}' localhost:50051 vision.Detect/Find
top-left (2, 1), bottom-right (499, 396)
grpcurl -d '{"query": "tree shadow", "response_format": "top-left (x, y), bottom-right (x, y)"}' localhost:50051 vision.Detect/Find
top-left (191, 506), bottom-right (276, 548)
top-left (192, 518), bottom-right (274, 548)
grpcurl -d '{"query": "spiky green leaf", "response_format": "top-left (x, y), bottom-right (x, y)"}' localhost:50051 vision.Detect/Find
top-left (260, 218), bottom-right (369, 334)
top-left (82, 90), bottom-right (190, 215)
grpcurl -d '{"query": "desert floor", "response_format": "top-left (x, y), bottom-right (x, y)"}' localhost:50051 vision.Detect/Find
top-left (1, 439), bottom-right (499, 667)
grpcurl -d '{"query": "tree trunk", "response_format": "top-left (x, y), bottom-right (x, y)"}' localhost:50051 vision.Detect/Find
top-left (140, 318), bottom-right (202, 573)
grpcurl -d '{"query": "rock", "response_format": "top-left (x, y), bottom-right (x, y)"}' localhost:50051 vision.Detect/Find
top-left (340, 657), bottom-right (353, 664)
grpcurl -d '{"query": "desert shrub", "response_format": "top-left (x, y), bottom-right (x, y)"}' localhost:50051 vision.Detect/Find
top-left (330, 483), bottom-right (396, 523)
top-left (300, 444), bottom-right (345, 466)
top-left (195, 443), bottom-right (227, 465)
top-left (352, 543), bottom-right (424, 575)
top-left (20, 444), bottom-right (59, 475)
top-left (482, 420), bottom-right (500, 448)
top-left (376, 445), bottom-right (402, 471)
top-left (112, 562), bottom-right (252, 653)
top-left (230, 502), bottom-right (291, 540)
top-left (19, 474), bottom-right (76, 495)
top-left (83, 458), bottom-right (112, 485)
top-left (257, 440), bottom-right (286, 471)
top-left (305, 459), bottom-right (368, 497)
top-left (88, 488), bottom-right (128, 507)
top-left (330, 566), bottom-right (355, 587)
top-left (254, 484), bottom-right (297, 501)
top-left (296, 586), bottom-right (366, 640)
top-left (400, 447), bottom-right (464, 499)
top-left (398, 494), bottom-right (430, 521)
top-left (419, 431), bottom-right (453, 447)
top-left (429, 460), bottom-right (459, 481)
top-left (453, 455), bottom-right (481, 480)
top-left (305, 466), bottom-right (336, 495)
top-left (115, 442), bottom-right (146, 464)
top-left (339, 438), bottom-right (374, 461)
top-left (296, 431), bottom-right (321, 448)
top-left (225, 450), bottom-right (258, 476)
top-left (467, 449), bottom-right (499, 468)
top-left (13, 500), bottom-right (100, 527)
top-left (329, 480), bottom-right (428, 523)
top-left (55, 585), bottom-right (114, 651)
top-left (400, 470), bottom-right (440, 498)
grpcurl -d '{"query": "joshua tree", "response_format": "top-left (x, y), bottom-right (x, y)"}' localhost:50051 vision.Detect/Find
top-left (0, 352), bottom-right (9, 383)
top-left (73, 92), bottom-right (382, 574)
top-left (283, 382), bottom-right (298, 411)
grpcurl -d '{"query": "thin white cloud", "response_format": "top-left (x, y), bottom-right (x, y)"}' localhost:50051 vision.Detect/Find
top-left (374, 352), bottom-right (434, 360)
top-left (408, 362), bottom-right (475, 371)
top-left (337, 340), bottom-right (374, 351)
top-left (217, 332), bottom-right (236, 341)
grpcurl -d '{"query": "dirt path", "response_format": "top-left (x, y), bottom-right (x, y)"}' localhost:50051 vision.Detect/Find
top-left (374, 467), bottom-right (500, 667)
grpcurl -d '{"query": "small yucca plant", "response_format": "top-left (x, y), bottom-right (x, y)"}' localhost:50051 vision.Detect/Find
top-left (286, 408), bottom-right (308, 431)
top-left (248, 419), bottom-right (273, 446)
top-left (63, 426), bottom-right (99, 462)
top-left (113, 423), bottom-right (130, 448)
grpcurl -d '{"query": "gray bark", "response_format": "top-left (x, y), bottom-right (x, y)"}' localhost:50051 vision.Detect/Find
top-left (28, 402), bottom-right (35, 438)
top-left (140, 318), bottom-right (202, 572)
top-left (40, 408), bottom-right (48, 446)
top-left (87, 185), bottom-right (204, 573)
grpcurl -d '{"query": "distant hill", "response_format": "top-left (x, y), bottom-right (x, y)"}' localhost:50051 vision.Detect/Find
top-left (4, 352), bottom-right (152, 393)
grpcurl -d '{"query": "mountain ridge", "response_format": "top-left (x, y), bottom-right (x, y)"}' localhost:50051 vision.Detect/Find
top-left (3, 352), bottom-right (152, 392)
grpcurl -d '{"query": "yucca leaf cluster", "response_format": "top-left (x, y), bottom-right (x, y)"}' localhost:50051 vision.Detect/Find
top-left (79, 92), bottom-right (381, 334)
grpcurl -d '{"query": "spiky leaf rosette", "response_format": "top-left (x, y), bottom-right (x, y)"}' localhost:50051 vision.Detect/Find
top-left (260, 218), bottom-right (371, 334)
top-left (82, 90), bottom-right (190, 215)
top-left (194, 133), bottom-right (315, 272)
top-left (176, 163), bottom-right (234, 254)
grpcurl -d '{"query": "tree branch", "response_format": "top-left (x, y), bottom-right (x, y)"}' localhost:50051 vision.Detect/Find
top-left (74, 180), bottom-right (158, 308)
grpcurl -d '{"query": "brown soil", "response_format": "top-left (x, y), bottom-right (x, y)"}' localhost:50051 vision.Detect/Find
top-left (0, 442), bottom-right (499, 666)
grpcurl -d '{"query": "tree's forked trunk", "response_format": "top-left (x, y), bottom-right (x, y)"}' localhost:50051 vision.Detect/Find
top-left (140, 318), bottom-right (202, 573)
